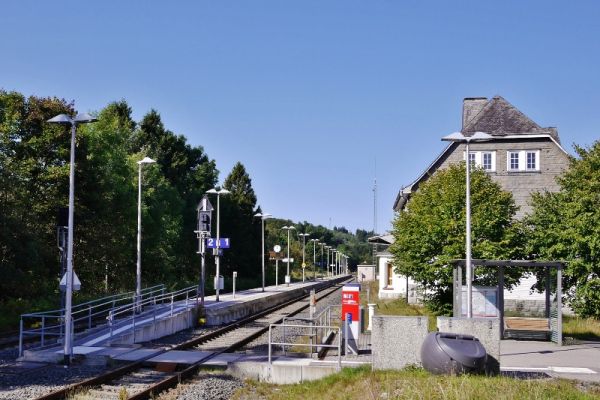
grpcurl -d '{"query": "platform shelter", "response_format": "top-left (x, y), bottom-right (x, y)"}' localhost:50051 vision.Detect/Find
top-left (451, 259), bottom-right (564, 345)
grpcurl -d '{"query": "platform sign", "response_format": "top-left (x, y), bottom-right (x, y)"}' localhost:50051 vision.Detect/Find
top-left (206, 238), bottom-right (230, 249)
top-left (342, 283), bottom-right (360, 322)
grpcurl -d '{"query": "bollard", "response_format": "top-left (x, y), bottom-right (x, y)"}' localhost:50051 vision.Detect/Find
top-left (41, 316), bottom-right (45, 347)
top-left (233, 271), bottom-right (237, 299)
top-left (367, 303), bottom-right (376, 331)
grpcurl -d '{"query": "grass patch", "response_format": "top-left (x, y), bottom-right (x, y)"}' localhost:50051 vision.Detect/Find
top-left (233, 366), bottom-right (600, 400)
top-left (563, 316), bottom-right (600, 341)
top-left (361, 280), bottom-right (437, 331)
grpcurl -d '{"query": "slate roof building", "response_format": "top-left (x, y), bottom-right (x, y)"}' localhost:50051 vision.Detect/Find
top-left (394, 96), bottom-right (570, 219)
top-left (384, 96), bottom-right (571, 308)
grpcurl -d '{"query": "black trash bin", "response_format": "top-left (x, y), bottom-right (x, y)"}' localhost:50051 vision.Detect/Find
top-left (420, 332), bottom-right (487, 375)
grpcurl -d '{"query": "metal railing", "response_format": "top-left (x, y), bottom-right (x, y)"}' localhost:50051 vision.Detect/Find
top-left (281, 304), bottom-right (341, 356)
top-left (268, 323), bottom-right (343, 370)
top-left (19, 284), bottom-right (166, 356)
top-left (106, 285), bottom-right (200, 342)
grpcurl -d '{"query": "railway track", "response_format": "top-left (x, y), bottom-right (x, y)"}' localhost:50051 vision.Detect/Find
top-left (34, 277), bottom-right (351, 400)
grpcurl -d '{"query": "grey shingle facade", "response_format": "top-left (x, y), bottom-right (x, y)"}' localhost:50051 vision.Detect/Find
top-left (394, 96), bottom-right (570, 219)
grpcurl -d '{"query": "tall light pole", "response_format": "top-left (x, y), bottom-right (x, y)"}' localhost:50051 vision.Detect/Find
top-left (298, 233), bottom-right (310, 282)
top-left (136, 157), bottom-right (156, 310)
top-left (442, 131), bottom-right (492, 318)
top-left (281, 226), bottom-right (295, 286)
top-left (325, 246), bottom-right (331, 276)
top-left (331, 249), bottom-right (337, 275)
top-left (47, 112), bottom-right (97, 365)
top-left (309, 239), bottom-right (319, 280)
top-left (254, 212), bottom-right (272, 292)
top-left (319, 243), bottom-right (325, 278)
top-left (206, 187), bottom-right (230, 301)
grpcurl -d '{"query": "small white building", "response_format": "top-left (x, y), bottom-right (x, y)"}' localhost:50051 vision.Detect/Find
top-left (369, 234), bottom-right (417, 301)
top-left (356, 264), bottom-right (376, 282)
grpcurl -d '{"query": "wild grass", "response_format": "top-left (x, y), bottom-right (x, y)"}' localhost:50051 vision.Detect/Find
top-left (232, 366), bottom-right (600, 400)
top-left (563, 316), bottom-right (600, 341)
top-left (361, 280), bottom-right (437, 331)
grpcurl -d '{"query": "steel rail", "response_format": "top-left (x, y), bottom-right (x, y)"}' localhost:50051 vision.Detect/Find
top-left (33, 276), bottom-right (352, 400)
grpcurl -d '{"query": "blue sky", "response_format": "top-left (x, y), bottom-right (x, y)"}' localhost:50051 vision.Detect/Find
top-left (2, 1), bottom-right (599, 233)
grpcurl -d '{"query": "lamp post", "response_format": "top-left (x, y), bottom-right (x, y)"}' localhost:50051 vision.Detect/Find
top-left (319, 243), bottom-right (325, 278)
top-left (442, 131), bottom-right (492, 318)
top-left (298, 233), bottom-right (310, 282)
top-left (309, 239), bottom-right (319, 280)
top-left (254, 212), bottom-right (272, 292)
top-left (47, 112), bottom-right (97, 365)
top-left (331, 249), bottom-right (337, 276)
top-left (206, 187), bottom-right (230, 301)
top-left (325, 246), bottom-right (331, 276)
top-left (136, 157), bottom-right (156, 310)
top-left (281, 226), bottom-right (295, 286)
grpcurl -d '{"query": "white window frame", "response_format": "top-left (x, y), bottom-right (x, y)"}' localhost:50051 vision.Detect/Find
top-left (463, 150), bottom-right (496, 172)
top-left (507, 150), bottom-right (540, 172)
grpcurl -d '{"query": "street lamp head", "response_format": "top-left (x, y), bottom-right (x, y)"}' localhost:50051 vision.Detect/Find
top-left (206, 188), bottom-right (218, 194)
top-left (47, 114), bottom-right (73, 124)
top-left (219, 188), bottom-right (231, 195)
top-left (74, 113), bottom-right (98, 124)
top-left (298, 233), bottom-right (310, 237)
top-left (254, 212), bottom-right (272, 219)
top-left (137, 156), bottom-right (156, 165)
top-left (281, 226), bottom-right (296, 231)
top-left (441, 131), bottom-right (492, 143)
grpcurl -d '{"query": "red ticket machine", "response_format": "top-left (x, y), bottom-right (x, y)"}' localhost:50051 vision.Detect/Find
top-left (341, 283), bottom-right (361, 352)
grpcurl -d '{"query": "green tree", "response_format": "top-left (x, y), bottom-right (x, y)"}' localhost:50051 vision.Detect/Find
top-left (389, 163), bottom-right (523, 314)
top-left (525, 142), bottom-right (600, 318)
top-left (221, 162), bottom-right (260, 279)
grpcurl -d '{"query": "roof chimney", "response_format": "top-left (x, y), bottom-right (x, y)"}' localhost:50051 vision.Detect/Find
top-left (462, 97), bottom-right (488, 130)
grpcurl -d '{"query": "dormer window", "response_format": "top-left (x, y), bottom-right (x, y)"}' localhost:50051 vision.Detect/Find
top-left (507, 150), bottom-right (540, 172)
top-left (464, 151), bottom-right (496, 172)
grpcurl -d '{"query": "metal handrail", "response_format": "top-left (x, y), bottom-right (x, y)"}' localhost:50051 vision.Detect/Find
top-left (106, 285), bottom-right (199, 343)
top-left (268, 323), bottom-right (342, 370)
top-left (19, 284), bottom-right (167, 356)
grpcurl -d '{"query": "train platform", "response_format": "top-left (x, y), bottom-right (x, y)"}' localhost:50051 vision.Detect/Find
top-left (21, 276), bottom-right (350, 364)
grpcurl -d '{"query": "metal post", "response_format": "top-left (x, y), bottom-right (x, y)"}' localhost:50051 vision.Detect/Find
top-left (41, 316), bottom-right (45, 347)
top-left (261, 218), bottom-right (265, 291)
top-left (199, 233), bottom-right (206, 306)
top-left (286, 229), bottom-right (291, 286)
top-left (136, 162), bottom-right (142, 311)
top-left (557, 265), bottom-right (563, 345)
top-left (465, 140), bottom-right (473, 318)
top-left (216, 193), bottom-right (221, 301)
top-left (337, 328), bottom-right (342, 370)
top-left (344, 312), bottom-right (349, 356)
top-left (88, 306), bottom-right (92, 330)
top-left (19, 319), bottom-right (23, 357)
top-left (268, 325), bottom-right (272, 366)
top-left (275, 259), bottom-right (279, 287)
top-left (170, 294), bottom-right (174, 316)
top-left (63, 122), bottom-right (76, 365)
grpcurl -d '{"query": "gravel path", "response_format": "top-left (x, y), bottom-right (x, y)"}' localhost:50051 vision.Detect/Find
top-left (157, 372), bottom-right (245, 400)
top-left (0, 363), bottom-right (108, 400)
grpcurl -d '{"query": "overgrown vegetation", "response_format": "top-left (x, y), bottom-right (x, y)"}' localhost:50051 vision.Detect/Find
top-left (0, 89), bottom-right (372, 331)
top-left (389, 164), bottom-right (524, 315)
top-left (232, 366), bottom-right (600, 400)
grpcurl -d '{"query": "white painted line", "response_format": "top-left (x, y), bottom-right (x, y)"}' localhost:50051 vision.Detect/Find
top-left (501, 366), bottom-right (597, 374)
top-left (550, 367), bottom-right (597, 374)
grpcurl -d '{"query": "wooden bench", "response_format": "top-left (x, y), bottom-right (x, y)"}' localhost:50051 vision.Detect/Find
top-left (504, 317), bottom-right (551, 340)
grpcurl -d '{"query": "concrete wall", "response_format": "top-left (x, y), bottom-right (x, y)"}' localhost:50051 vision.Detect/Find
top-left (108, 308), bottom-right (197, 346)
top-left (371, 316), bottom-right (429, 370)
top-left (437, 317), bottom-right (500, 374)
